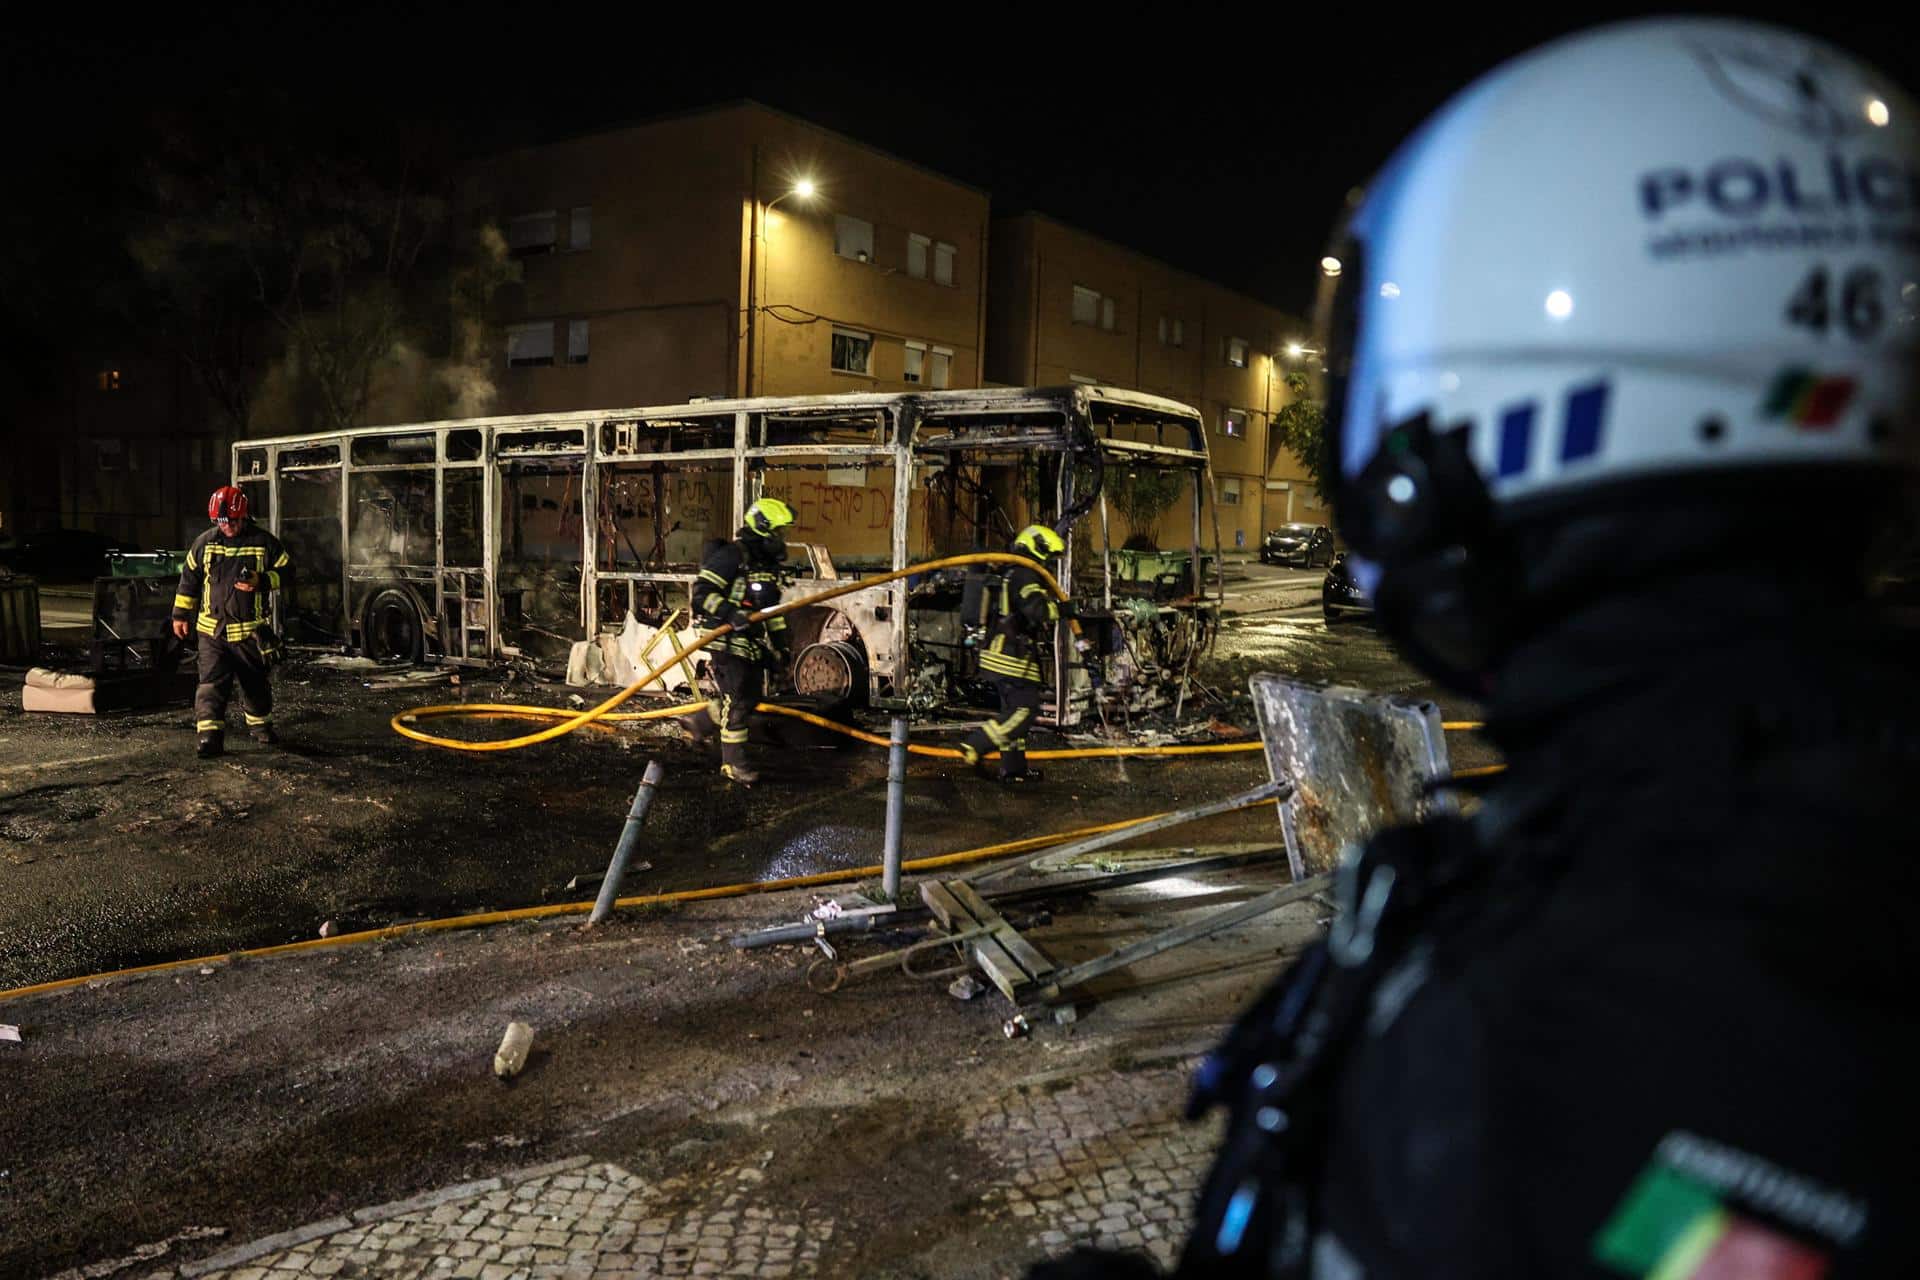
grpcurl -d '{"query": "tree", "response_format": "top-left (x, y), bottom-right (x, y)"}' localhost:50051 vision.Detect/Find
top-left (127, 96), bottom-right (517, 437)
top-left (1106, 468), bottom-right (1187, 551)
top-left (1269, 370), bottom-right (1332, 504)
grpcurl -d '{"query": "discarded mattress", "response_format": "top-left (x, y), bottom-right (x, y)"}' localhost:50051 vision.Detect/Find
top-left (21, 666), bottom-right (194, 714)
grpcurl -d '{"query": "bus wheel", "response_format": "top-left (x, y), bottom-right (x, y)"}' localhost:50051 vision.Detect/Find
top-left (363, 588), bottom-right (425, 664)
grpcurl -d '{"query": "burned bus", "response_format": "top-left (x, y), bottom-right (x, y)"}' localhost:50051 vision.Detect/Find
top-left (231, 385), bottom-right (1221, 728)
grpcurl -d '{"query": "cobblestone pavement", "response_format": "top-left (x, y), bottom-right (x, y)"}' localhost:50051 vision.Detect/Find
top-left (112, 1059), bottom-right (1214, 1280)
top-left (965, 1064), bottom-right (1221, 1275)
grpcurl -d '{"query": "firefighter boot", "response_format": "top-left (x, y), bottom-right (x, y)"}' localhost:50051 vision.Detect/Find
top-left (197, 730), bottom-right (225, 759)
top-left (720, 741), bottom-right (760, 786)
top-left (251, 723), bottom-right (280, 746)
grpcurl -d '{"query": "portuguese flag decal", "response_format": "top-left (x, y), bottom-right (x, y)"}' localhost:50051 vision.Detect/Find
top-left (1760, 368), bottom-right (1857, 429)
top-left (1593, 1163), bottom-right (1831, 1279)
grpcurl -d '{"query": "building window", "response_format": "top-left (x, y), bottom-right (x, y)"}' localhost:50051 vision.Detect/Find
top-left (835, 214), bottom-right (874, 263)
top-left (1221, 409), bottom-right (1247, 438)
top-left (568, 206), bottom-right (592, 251)
top-left (1173, 318), bottom-right (1185, 347)
top-left (568, 319), bottom-right (590, 366)
top-left (1159, 316), bottom-right (1185, 347)
top-left (1073, 286), bottom-right (1118, 331)
top-left (507, 321), bottom-right (555, 367)
top-left (1227, 337), bottom-right (1248, 368)
top-left (1072, 285), bottom-right (1101, 327)
top-left (95, 438), bottom-right (124, 471)
top-left (832, 328), bottom-right (874, 375)
top-left (507, 211), bottom-right (557, 257)
top-left (97, 369), bottom-right (122, 392)
top-left (903, 340), bottom-right (926, 384)
top-left (1157, 315), bottom-right (1167, 344)
top-left (1220, 476), bottom-right (1242, 506)
top-left (907, 233), bottom-right (929, 280)
top-left (934, 241), bottom-right (956, 286)
top-left (929, 346), bottom-right (953, 389)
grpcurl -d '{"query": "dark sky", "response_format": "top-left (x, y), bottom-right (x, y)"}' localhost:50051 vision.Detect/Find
top-left (7, 5), bottom-right (1917, 318)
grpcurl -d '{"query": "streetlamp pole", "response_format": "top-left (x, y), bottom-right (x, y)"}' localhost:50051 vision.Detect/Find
top-left (746, 177), bottom-right (816, 398)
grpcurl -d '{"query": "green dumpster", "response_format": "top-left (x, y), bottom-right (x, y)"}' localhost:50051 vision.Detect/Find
top-left (108, 550), bottom-right (190, 579)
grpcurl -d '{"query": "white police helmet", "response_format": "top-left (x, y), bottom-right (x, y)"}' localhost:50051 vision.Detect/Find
top-left (1324, 17), bottom-right (1920, 574)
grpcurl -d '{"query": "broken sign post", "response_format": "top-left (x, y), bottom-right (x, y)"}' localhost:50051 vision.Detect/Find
top-left (589, 760), bottom-right (665, 925)
top-left (881, 714), bottom-right (909, 902)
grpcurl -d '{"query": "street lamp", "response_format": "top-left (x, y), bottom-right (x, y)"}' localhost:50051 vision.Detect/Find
top-left (747, 176), bottom-right (818, 396)
top-left (1320, 256), bottom-right (1343, 278)
top-left (768, 177), bottom-right (816, 213)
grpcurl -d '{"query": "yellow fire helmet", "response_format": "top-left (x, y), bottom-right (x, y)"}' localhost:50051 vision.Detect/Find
top-left (744, 497), bottom-right (796, 537)
top-left (1013, 524), bottom-right (1066, 560)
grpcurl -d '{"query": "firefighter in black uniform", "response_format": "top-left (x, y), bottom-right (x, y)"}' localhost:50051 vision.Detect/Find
top-left (690, 497), bottom-right (796, 786)
top-left (959, 524), bottom-right (1065, 785)
top-left (1030, 16), bottom-right (1920, 1280)
top-left (172, 485), bottom-right (292, 759)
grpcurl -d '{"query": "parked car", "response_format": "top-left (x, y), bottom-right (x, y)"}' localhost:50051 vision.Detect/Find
top-left (1261, 523), bottom-right (1335, 567)
top-left (1322, 553), bottom-right (1374, 626)
top-left (0, 527), bottom-right (119, 582)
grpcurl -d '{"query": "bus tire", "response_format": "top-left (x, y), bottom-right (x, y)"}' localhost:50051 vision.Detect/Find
top-left (362, 587), bottom-right (426, 664)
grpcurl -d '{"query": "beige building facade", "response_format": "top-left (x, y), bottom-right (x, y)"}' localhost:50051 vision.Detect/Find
top-left (471, 109), bottom-right (1323, 561)
top-left (469, 103), bottom-right (989, 415)
top-left (985, 214), bottom-right (1325, 554)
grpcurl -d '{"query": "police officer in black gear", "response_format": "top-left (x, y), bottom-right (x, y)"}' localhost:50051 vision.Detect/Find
top-left (1032, 17), bottom-right (1920, 1280)
top-left (691, 497), bottom-right (796, 786)
top-left (960, 524), bottom-right (1065, 784)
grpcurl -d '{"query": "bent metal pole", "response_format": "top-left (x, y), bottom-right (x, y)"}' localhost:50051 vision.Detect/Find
top-left (591, 760), bottom-right (665, 925)
top-left (882, 714), bottom-right (909, 901)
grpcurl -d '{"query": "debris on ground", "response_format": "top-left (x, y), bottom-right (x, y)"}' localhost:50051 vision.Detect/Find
top-left (310, 655), bottom-right (385, 671)
top-left (363, 669), bottom-right (454, 691)
top-left (318, 920), bottom-right (337, 938)
top-left (947, 976), bottom-right (983, 1001)
top-left (493, 1022), bottom-right (534, 1079)
top-left (0, 1024), bottom-right (20, 1043)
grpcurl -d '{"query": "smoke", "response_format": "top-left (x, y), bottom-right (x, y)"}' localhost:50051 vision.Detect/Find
top-left (437, 320), bottom-right (498, 418)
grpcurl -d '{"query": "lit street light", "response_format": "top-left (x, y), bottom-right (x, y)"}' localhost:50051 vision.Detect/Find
top-left (1320, 256), bottom-right (1343, 278)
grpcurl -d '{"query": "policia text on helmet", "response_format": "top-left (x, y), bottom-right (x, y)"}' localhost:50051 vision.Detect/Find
top-left (687, 497), bottom-right (797, 785)
top-left (1029, 17), bottom-right (1920, 1280)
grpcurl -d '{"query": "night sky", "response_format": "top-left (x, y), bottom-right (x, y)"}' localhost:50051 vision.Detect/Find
top-left (6, 5), bottom-right (1916, 324)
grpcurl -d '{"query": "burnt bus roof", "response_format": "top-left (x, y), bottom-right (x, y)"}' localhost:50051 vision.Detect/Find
top-left (232, 385), bottom-right (1208, 459)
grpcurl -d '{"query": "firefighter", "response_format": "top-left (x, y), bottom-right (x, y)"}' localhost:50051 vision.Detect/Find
top-left (689, 496), bottom-right (796, 785)
top-left (1030, 16), bottom-right (1920, 1280)
top-left (172, 485), bottom-right (293, 759)
top-left (959, 524), bottom-right (1065, 784)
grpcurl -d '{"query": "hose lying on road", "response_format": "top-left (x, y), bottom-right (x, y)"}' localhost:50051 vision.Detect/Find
top-left (397, 698), bottom-right (1485, 763)
top-left (0, 800), bottom-right (1283, 1006)
top-left (391, 552), bottom-right (1081, 753)
top-left (388, 548), bottom-right (1488, 759)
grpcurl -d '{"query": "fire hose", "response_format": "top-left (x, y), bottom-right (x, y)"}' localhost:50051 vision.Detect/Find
top-left (390, 550), bottom-right (1488, 761)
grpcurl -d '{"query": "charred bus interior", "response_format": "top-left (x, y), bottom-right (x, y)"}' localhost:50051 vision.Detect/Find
top-left (233, 387), bottom-right (1221, 729)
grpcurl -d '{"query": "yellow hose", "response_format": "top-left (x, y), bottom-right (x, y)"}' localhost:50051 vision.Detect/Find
top-left (0, 803), bottom-right (1268, 1006)
top-left (392, 552), bottom-right (1082, 753)
top-left (388, 546), bottom-right (1490, 757)
top-left (394, 698), bottom-right (1487, 762)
